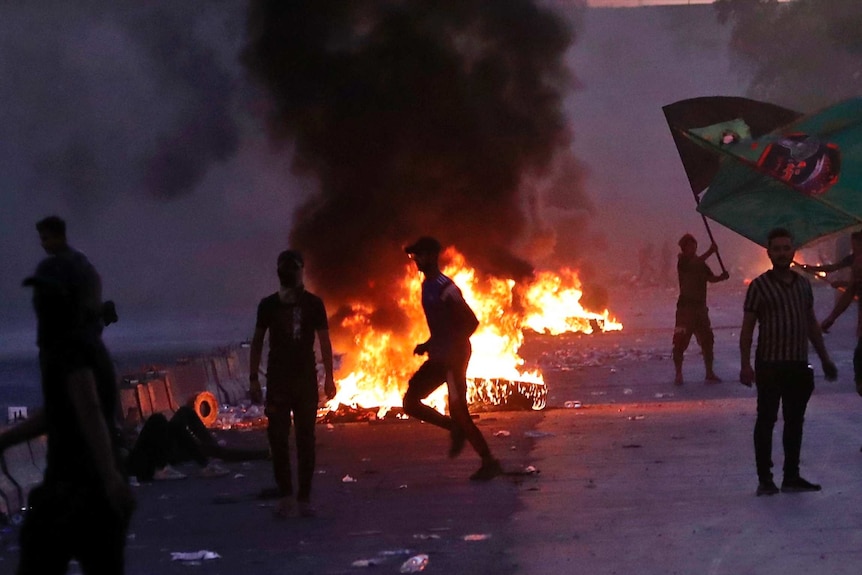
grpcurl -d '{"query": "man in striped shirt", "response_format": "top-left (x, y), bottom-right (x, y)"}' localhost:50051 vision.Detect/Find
top-left (740, 227), bottom-right (838, 496)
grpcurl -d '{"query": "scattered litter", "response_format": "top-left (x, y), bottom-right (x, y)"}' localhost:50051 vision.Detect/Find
top-left (524, 430), bottom-right (555, 438)
top-left (400, 554), bottom-right (429, 573)
top-left (233, 473), bottom-right (245, 479)
top-left (352, 558), bottom-right (384, 567)
top-left (623, 388), bottom-right (633, 395)
top-left (361, 457), bottom-right (372, 462)
top-left (399, 484), bottom-right (408, 489)
top-left (609, 368), bottom-right (617, 374)
top-left (349, 530), bottom-right (383, 537)
top-left (326, 423), bottom-right (335, 430)
top-left (628, 415), bottom-right (645, 421)
top-left (654, 392), bottom-right (674, 399)
top-left (413, 533), bottom-right (441, 540)
top-left (523, 465), bottom-right (539, 475)
top-left (171, 550), bottom-right (221, 562)
top-left (493, 430), bottom-right (511, 437)
top-left (342, 474), bottom-right (358, 483)
top-left (590, 391), bottom-right (606, 396)
top-left (563, 401), bottom-right (582, 409)
top-left (380, 549), bottom-right (414, 556)
top-left (463, 533), bottom-right (492, 541)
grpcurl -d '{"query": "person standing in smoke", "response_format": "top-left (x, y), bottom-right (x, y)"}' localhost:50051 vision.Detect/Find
top-left (249, 250), bottom-right (336, 518)
top-left (402, 236), bottom-right (503, 481)
top-left (673, 233), bottom-right (729, 385)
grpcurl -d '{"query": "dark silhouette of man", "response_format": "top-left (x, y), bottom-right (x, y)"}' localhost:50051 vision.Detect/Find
top-left (0, 215), bottom-right (134, 574)
top-left (402, 236), bottom-right (502, 481)
top-left (249, 249), bottom-right (335, 518)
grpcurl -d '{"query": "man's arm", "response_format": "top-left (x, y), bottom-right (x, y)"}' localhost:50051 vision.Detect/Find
top-left (249, 326), bottom-right (266, 404)
top-left (0, 409), bottom-right (47, 453)
top-left (697, 243), bottom-right (718, 262)
top-left (66, 368), bottom-right (134, 516)
top-left (808, 307), bottom-right (838, 380)
top-left (820, 285), bottom-right (856, 332)
top-left (317, 329), bottom-right (336, 400)
top-left (739, 311), bottom-right (757, 387)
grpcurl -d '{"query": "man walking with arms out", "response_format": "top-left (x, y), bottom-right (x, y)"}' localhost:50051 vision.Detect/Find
top-left (740, 227), bottom-right (837, 496)
top-left (249, 249), bottom-right (336, 517)
top-left (402, 236), bottom-right (502, 481)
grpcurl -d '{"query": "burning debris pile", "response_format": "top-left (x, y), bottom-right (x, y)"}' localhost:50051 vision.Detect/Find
top-left (324, 248), bottom-right (621, 419)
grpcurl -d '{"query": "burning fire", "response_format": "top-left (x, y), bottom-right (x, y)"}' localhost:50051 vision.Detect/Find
top-left (327, 248), bottom-right (622, 416)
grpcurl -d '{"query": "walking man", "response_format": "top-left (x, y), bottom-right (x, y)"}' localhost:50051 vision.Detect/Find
top-left (740, 227), bottom-right (838, 496)
top-left (249, 249), bottom-right (336, 517)
top-left (0, 215), bottom-right (134, 574)
top-left (402, 236), bottom-right (502, 481)
top-left (673, 233), bottom-right (729, 385)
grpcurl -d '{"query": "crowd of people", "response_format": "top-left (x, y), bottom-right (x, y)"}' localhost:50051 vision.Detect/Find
top-left (0, 215), bottom-right (859, 572)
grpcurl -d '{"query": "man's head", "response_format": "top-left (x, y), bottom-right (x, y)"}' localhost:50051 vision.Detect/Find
top-left (35, 216), bottom-right (67, 255)
top-left (678, 233), bottom-right (697, 255)
top-left (277, 249), bottom-right (304, 288)
top-left (405, 236), bottom-right (442, 275)
top-left (766, 227), bottom-right (795, 270)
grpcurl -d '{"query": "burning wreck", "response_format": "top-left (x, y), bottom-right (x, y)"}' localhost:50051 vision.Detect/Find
top-left (117, 247), bottom-right (620, 429)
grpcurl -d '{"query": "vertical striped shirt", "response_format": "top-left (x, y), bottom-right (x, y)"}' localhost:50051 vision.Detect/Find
top-left (743, 270), bottom-right (813, 362)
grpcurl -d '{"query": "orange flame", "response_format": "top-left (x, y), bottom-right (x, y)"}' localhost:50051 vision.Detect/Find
top-left (327, 248), bottom-right (621, 415)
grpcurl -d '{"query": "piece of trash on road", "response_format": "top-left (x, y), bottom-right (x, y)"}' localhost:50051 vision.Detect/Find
top-left (342, 474), bottom-right (358, 483)
top-left (463, 533), bottom-right (492, 541)
top-left (400, 553), bottom-right (429, 573)
top-left (413, 533), bottom-right (441, 540)
top-left (654, 392), bottom-right (674, 399)
top-left (352, 558), bottom-right (384, 567)
top-left (628, 415), bottom-right (645, 421)
top-left (171, 550), bottom-right (221, 562)
top-left (564, 400), bottom-right (582, 409)
top-left (493, 430), bottom-right (511, 437)
top-left (524, 430), bottom-right (555, 438)
top-left (524, 465), bottom-right (539, 474)
top-left (623, 388), bottom-right (633, 395)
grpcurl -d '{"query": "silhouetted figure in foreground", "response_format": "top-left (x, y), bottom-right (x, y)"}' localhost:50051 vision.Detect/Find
top-left (402, 236), bottom-right (502, 481)
top-left (0, 215), bottom-right (134, 574)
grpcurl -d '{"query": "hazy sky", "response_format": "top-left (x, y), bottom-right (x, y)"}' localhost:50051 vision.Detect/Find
top-left (0, 2), bottom-right (763, 356)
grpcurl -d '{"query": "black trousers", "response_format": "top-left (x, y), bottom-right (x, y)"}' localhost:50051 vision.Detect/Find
top-left (128, 406), bottom-right (210, 481)
top-left (754, 362), bottom-right (814, 482)
top-left (17, 482), bottom-right (130, 575)
top-left (265, 389), bottom-right (319, 502)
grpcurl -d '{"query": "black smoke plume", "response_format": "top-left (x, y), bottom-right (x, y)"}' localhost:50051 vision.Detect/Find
top-left (242, 1), bottom-right (578, 312)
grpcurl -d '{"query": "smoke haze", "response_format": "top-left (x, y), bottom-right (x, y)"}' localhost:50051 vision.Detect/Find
top-left (1, 2), bottom-right (790, 356)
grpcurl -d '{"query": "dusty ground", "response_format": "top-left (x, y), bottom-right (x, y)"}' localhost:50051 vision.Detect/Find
top-left (2, 280), bottom-right (861, 574)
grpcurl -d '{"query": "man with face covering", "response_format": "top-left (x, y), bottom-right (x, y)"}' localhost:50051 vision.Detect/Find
top-left (249, 250), bottom-right (336, 517)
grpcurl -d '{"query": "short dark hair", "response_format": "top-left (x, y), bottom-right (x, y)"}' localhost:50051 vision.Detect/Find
top-left (767, 227), bottom-right (793, 245)
top-left (277, 249), bottom-right (304, 268)
top-left (404, 236), bottom-right (442, 255)
top-left (678, 233), bottom-right (696, 248)
top-left (36, 216), bottom-right (66, 237)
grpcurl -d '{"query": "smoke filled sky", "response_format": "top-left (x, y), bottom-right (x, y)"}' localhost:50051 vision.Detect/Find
top-left (0, 2), bottom-right (820, 355)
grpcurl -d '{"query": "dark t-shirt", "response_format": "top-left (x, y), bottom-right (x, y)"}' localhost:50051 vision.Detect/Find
top-left (422, 272), bottom-right (477, 361)
top-left (26, 247), bottom-right (120, 485)
top-left (256, 290), bottom-right (328, 399)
